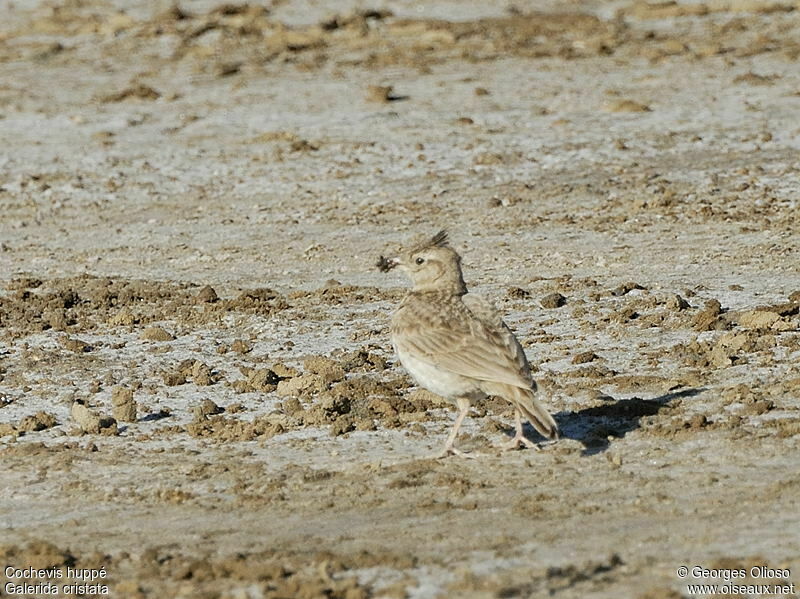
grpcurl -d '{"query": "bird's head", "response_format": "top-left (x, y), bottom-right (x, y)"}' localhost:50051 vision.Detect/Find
top-left (377, 230), bottom-right (466, 294)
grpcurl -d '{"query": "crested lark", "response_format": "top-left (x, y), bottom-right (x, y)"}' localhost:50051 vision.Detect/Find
top-left (378, 231), bottom-right (559, 457)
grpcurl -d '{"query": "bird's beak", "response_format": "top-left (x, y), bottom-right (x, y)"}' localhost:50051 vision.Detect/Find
top-left (376, 255), bottom-right (400, 272)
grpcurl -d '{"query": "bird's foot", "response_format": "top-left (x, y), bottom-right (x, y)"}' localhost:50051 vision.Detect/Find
top-left (498, 434), bottom-right (541, 452)
top-left (436, 444), bottom-right (479, 459)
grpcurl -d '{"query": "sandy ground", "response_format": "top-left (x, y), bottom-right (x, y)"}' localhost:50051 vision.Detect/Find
top-left (1, 0), bottom-right (800, 597)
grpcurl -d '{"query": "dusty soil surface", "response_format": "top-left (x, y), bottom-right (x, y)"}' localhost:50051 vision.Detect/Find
top-left (1, 0), bottom-right (800, 597)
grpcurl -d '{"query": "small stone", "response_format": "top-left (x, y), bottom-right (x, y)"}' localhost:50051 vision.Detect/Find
top-left (540, 293), bottom-right (566, 309)
top-left (196, 285), bottom-right (219, 303)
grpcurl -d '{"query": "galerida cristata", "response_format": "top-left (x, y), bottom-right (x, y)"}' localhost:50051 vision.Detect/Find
top-left (378, 230), bottom-right (559, 457)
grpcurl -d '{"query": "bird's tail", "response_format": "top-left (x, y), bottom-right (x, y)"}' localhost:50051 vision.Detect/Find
top-left (511, 386), bottom-right (559, 440)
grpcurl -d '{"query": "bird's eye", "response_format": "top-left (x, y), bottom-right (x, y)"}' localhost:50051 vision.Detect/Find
top-left (415, 257), bottom-right (425, 265)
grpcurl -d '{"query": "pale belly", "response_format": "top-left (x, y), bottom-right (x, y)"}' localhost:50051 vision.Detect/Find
top-left (395, 345), bottom-right (483, 401)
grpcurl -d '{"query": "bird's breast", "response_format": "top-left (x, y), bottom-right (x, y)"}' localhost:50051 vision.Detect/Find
top-left (394, 344), bottom-right (480, 401)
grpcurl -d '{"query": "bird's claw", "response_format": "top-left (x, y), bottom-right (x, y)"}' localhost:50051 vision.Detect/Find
top-left (436, 445), bottom-right (479, 459)
top-left (498, 434), bottom-right (541, 452)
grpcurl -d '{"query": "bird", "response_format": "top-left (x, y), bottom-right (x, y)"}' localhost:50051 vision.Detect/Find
top-left (377, 230), bottom-right (559, 457)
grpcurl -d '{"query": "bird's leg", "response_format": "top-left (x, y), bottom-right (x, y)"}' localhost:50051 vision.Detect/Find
top-left (437, 398), bottom-right (476, 459)
top-left (499, 409), bottom-right (540, 451)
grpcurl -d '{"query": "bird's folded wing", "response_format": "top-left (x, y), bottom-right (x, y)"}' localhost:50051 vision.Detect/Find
top-left (394, 294), bottom-right (533, 390)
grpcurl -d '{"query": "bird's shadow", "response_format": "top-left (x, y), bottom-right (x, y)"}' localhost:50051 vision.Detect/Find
top-left (511, 388), bottom-right (705, 456)
top-left (139, 409), bottom-right (172, 423)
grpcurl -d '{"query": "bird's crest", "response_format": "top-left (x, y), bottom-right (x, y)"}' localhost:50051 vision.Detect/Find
top-left (412, 230), bottom-right (449, 253)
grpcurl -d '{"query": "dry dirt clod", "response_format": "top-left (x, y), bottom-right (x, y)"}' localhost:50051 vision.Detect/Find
top-left (245, 368), bottom-right (279, 392)
top-left (282, 397), bottom-right (303, 416)
top-left (665, 294), bottom-right (690, 311)
top-left (692, 299), bottom-right (725, 331)
top-left (109, 308), bottom-right (136, 326)
top-left (366, 85), bottom-right (404, 103)
top-left (217, 61), bottom-right (242, 77)
top-left (605, 99), bottom-right (651, 112)
top-left (366, 85), bottom-right (391, 102)
top-left (272, 363), bottom-right (300, 379)
top-left (736, 310), bottom-right (781, 330)
top-left (70, 401), bottom-right (117, 435)
top-left (276, 374), bottom-right (327, 398)
top-left (572, 351), bottom-right (598, 364)
top-left (59, 336), bottom-right (92, 353)
top-left (17, 411), bottom-right (57, 433)
top-left (231, 339), bottom-right (252, 354)
top-left (507, 286), bottom-right (530, 299)
top-left (164, 372), bottom-right (187, 386)
top-left (3, 2), bottom-right (800, 593)
top-left (611, 282), bottom-right (645, 296)
top-left (0, 423), bottom-right (17, 437)
top-left (140, 326), bottom-right (175, 341)
top-left (111, 386), bottom-right (138, 422)
top-left (101, 83), bottom-right (161, 103)
top-left (192, 399), bottom-right (224, 420)
top-left (190, 361), bottom-right (217, 386)
top-left (303, 356), bottom-right (345, 384)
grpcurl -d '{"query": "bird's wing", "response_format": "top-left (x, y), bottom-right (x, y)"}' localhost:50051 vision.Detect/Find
top-left (392, 293), bottom-right (533, 390)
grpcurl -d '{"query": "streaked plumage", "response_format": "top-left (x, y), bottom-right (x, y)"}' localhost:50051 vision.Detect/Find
top-left (378, 230), bottom-right (558, 457)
